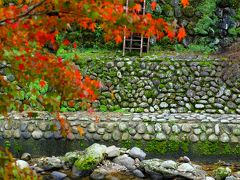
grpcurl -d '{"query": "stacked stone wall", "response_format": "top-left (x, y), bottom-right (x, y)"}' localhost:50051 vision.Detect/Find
top-left (81, 56), bottom-right (240, 114)
top-left (1, 112), bottom-right (240, 159)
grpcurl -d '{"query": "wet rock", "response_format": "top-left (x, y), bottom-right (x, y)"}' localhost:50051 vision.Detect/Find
top-left (63, 151), bottom-right (83, 167)
top-left (73, 144), bottom-right (106, 176)
top-left (206, 177), bottom-right (215, 180)
top-left (129, 147), bottom-right (146, 160)
top-left (178, 156), bottom-right (191, 163)
top-left (42, 157), bottom-right (63, 170)
top-left (16, 160), bottom-right (29, 170)
top-left (51, 171), bottom-right (67, 180)
top-left (32, 130), bottom-right (43, 139)
top-left (140, 159), bottom-right (205, 179)
top-left (21, 153), bottom-right (31, 161)
top-left (225, 176), bottom-right (237, 180)
top-left (161, 160), bottom-right (177, 169)
top-left (132, 169), bottom-right (145, 178)
top-left (106, 145), bottom-right (120, 158)
top-left (90, 168), bottom-right (107, 180)
top-left (177, 163), bottom-right (195, 173)
top-left (113, 154), bottom-right (136, 171)
top-left (214, 167), bottom-right (232, 180)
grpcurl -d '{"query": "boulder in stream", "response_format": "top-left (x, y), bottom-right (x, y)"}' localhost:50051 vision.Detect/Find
top-left (72, 143), bottom-right (107, 177)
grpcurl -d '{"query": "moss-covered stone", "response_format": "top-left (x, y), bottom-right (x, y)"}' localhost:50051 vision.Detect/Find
top-left (74, 143), bottom-right (106, 171)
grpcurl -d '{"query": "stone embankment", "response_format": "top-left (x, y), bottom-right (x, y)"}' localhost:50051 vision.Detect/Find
top-left (1, 112), bottom-right (240, 158)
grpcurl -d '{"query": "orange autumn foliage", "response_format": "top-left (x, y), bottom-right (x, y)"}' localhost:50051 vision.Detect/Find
top-left (177, 26), bottom-right (187, 42)
top-left (181, 0), bottom-right (190, 8)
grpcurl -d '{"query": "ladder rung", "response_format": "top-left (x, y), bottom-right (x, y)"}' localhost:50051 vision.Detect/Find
top-left (125, 39), bottom-right (142, 42)
top-left (125, 47), bottom-right (141, 50)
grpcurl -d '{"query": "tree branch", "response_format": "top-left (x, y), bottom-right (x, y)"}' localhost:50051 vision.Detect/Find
top-left (0, 0), bottom-right (46, 25)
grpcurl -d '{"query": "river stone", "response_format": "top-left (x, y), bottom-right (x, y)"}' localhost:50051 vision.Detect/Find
top-left (172, 125), bottom-right (180, 134)
top-left (208, 134), bottom-right (218, 142)
top-left (20, 123), bottom-right (28, 131)
top-left (73, 144), bottom-right (107, 175)
top-left (232, 127), bottom-right (240, 135)
top-left (140, 159), bottom-right (205, 179)
top-left (225, 176), bottom-right (237, 180)
top-left (112, 130), bottom-right (121, 141)
top-left (90, 168), bottom-right (108, 180)
top-left (206, 177), bottom-right (215, 180)
top-left (220, 133), bottom-right (230, 142)
top-left (13, 129), bottom-right (21, 138)
top-left (38, 122), bottom-right (47, 131)
top-left (113, 154), bottom-right (136, 171)
top-left (32, 130), bottom-right (43, 139)
top-left (119, 123), bottom-right (127, 131)
top-left (21, 153), bottom-right (31, 161)
top-left (195, 104), bottom-right (204, 109)
top-left (21, 131), bottom-right (31, 139)
top-left (64, 151), bottom-right (84, 166)
top-left (215, 124), bottom-right (220, 135)
top-left (102, 133), bottom-right (111, 141)
top-left (160, 102), bottom-right (168, 108)
top-left (189, 134), bottom-right (199, 142)
top-left (51, 171), bottom-right (67, 180)
top-left (177, 163), bottom-right (195, 173)
top-left (42, 157), bottom-right (63, 170)
top-left (88, 123), bottom-right (96, 133)
top-left (106, 145), bottom-right (120, 158)
top-left (133, 169), bottom-right (145, 178)
top-left (121, 132), bottom-right (129, 140)
top-left (182, 124), bottom-right (191, 132)
top-left (161, 160), bottom-right (177, 169)
top-left (129, 147), bottom-right (146, 160)
top-left (162, 124), bottom-right (171, 134)
top-left (137, 123), bottom-right (146, 134)
top-left (16, 160), bottom-right (29, 170)
top-left (156, 133), bottom-right (166, 141)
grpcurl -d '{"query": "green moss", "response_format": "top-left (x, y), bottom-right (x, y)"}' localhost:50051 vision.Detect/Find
top-left (119, 139), bottom-right (240, 156)
top-left (120, 140), bottom-right (132, 149)
top-left (74, 156), bottom-right (98, 170)
top-left (193, 141), bottom-right (240, 155)
top-left (145, 90), bottom-right (156, 98)
top-left (198, 61), bottom-right (214, 67)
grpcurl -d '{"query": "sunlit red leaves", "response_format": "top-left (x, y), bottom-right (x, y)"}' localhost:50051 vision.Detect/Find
top-left (181, 0), bottom-right (189, 8)
top-left (73, 42), bottom-right (77, 49)
top-left (63, 39), bottom-right (70, 46)
top-left (133, 4), bottom-right (142, 13)
top-left (115, 35), bottom-right (122, 44)
top-left (18, 63), bottom-right (25, 71)
top-left (151, 2), bottom-right (157, 11)
top-left (177, 26), bottom-right (186, 41)
top-left (39, 79), bottom-right (46, 88)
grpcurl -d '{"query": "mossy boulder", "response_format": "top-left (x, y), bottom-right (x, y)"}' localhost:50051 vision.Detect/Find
top-left (214, 167), bottom-right (232, 180)
top-left (73, 143), bottom-right (107, 176)
top-left (63, 151), bottom-right (84, 167)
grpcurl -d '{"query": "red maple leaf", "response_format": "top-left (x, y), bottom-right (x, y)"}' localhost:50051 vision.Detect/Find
top-left (39, 79), bottom-right (46, 88)
top-left (177, 26), bottom-right (186, 41)
top-left (181, 0), bottom-right (189, 8)
top-left (73, 42), bottom-right (77, 49)
top-left (115, 35), bottom-right (122, 44)
top-left (63, 39), bottom-right (70, 46)
top-left (133, 4), bottom-right (141, 13)
top-left (151, 2), bottom-right (157, 11)
top-left (18, 63), bottom-right (25, 70)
